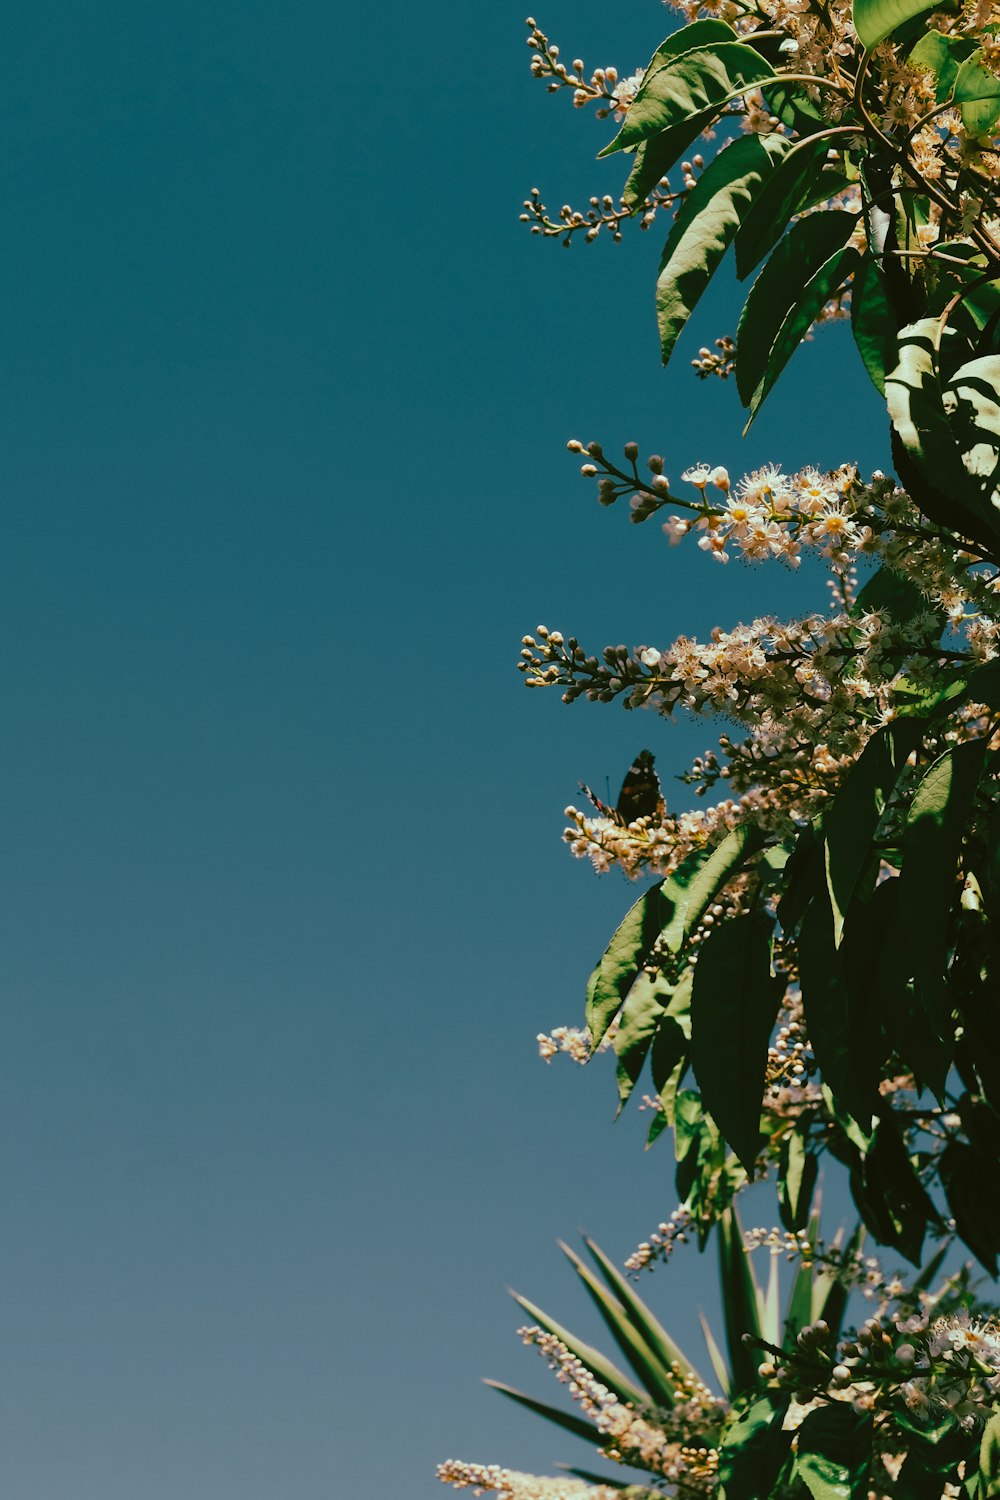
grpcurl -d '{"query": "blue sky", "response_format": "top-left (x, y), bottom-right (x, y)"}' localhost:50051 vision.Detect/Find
top-left (0, 3), bottom-right (889, 1496)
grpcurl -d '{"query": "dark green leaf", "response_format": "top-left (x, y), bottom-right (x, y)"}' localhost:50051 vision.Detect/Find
top-left (955, 51), bottom-right (1000, 136)
top-left (824, 718), bottom-right (922, 945)
top-left (483, 1380), bottom-right (597, 1446)
top-left (981, 1412), bottom-right (1000, 1498)
top-left (717, 1206), bottom-right (764, 1394)
top-left (735, 136), bottom-right (846, 280)
top-left (620, 21), bottom-right (739, 209)
top-left (939, 1141), bottom-right (1000, 1274)
top-left (510, 1292), bottom-right (647, 1407)
top-left (717, 1392), bottom-right (792, 1500)
top-left (777, 1131), bottom-right (818, 1234)
top-left (657, 133), bottom-right (788, 365)
top-left (796, 1405), bottom-right (873, 1500)
top-left (737, 211), bottom-right (857, 408)
top-left (852, 564), bottom-right (932, 623)
top-left (851, 252), bottom-right (897, 395)
top-left (898, 739), bottom-right (987, 1005)
top-left (690, 911), bottom-right (783, 1171)
top-left (850, 1118), bottom-right (938, 1263)
top-left (559, 1241), bottom-right (681, 1406)
top-left (599, 44), bottom-right (776, 157)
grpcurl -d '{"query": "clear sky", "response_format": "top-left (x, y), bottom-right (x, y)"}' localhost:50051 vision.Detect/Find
top-left (0, 4), bottom-right (889, 1497)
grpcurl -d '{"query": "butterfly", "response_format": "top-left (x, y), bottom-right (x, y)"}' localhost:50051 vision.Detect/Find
top-left (581, 749), bottom-right (664, 825)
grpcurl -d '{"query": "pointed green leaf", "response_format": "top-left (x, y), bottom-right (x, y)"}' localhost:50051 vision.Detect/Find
top-left (511, 1292), bottom-right (648, 1407)
top-left (717, 1205), bottom-right (763, 1393)
top-left (660, 822), bottom-right (767, 952)
top-left (483, 1380), bottom-right (598, 1446)
top-left (736, 210), bottom-right (860, 416)
top-left (583, 1237), bottom-right (700, 1384)
top-left (656, 133), bottom-right (788, 365)
top-left (620, 21), bottom-right (738, 209)
top-left (698, 1310), bottom-right (731, 1398)
top-left (734, 136), bottom-right (845, 280)
top-left (599, 43), bottom-right (775, 157)
top-left (851, 253), bottom-right (896, 395)
top-left (980, 1412), bottom-right (1000, 1497)
top-left (853, 0), bottom-right (937, 50)
top-left (690, 911), bottom-right (783, 1171)
top-left (585, 884), bottom-right (666, 1047)
top-left (898, 739), bottom-right (987, 1004)
top-left (777, 1130), bottom-right (818, 1234)
top-left (717, 1391), bottom-right (792, 1500)
top-left (886, 322), bottom-right (1000, 552)
top-left (559, 1242), bottom-right (681, 1406)
top-left (613, 970), bottom-right (671, 1112)
top-left (823, 719), bottom-right (921, 945)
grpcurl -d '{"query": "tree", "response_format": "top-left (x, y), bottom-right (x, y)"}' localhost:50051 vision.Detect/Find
top-left (440, 2), bottom-right (1000, 1497)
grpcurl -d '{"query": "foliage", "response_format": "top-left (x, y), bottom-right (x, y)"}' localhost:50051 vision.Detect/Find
top-left (439, 0), bottom-right (1000, 1496)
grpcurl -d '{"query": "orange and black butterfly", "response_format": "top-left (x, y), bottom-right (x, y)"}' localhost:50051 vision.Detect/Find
top-left (581, 749), bottom-right (664, 825)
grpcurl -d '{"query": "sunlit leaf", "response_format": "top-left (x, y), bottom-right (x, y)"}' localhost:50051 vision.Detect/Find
top-left (599, 44), bottom-right (775, 156)
top-left (853, 0), bottom-right (937, 50)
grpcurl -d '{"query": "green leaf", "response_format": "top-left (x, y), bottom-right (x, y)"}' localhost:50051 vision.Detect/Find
top-left (559, 1241), bottom-right (682, 1406)
top-left (510, 1292), bottom-right (648, 1408)
top-left (939, 1141), bottom-right (1000, 1274)
top-left (737, 211), bottom-right (861, 419)
top-left (717, 1392), bottom-right (792, 1500)
top-left (698, 1310), bottom-right (731, 1398)
top-left (981, 1412), bottom-right (1000, 1498)
top-left (886, 322), bottom-right (1000, 551)
top-left (734, 136), bottom-right (846, 280)
top-left (613, 970), bottom-right (671, 1111)
top-left (852, 564), bottom-right (932, 623)
top-left (583, 1238), bottom-right (700, 1384)
top-left (798, 897), bottom-right (871, 1126)
top-left (621, 21), bottom-right (739, 210)
top-left (907, 31), bottom-right (978, 102)
top-left (585, 884), bottom-right (667, 1047)
top-left (955, 51), bottom-right (1000, 136)
top-left (849, 1118), bottom-right (938, 1264)
top-left (717, 1205), bottom-right (764, 1393)
top-left (657, 133), bottom-right (788, 366)
top-left (599, 43), bottom-right (776, 157)
top-left (777, 1131), bottom-right (819, 1234)
top-left (823, 719), bottom-right (922, 945)
top-left (660, 822), bottom-right (767, 952)
top-left (483, 1380), bottom-right (598, 1446)
top-left (851, 253), bottom-right (896, 395)
top-left (796, 1405), bottom-right (873, 1500)
top-left (690, 911), bottom-right (783, 1171)
top-left (623, 119), bottom-right (713, 212)
top-left (642, 20), bottom-right (738, 86)
top-left (898, 739), bottom-right (988, 1005)
top-left (853, 0), bottom-right (938, 51)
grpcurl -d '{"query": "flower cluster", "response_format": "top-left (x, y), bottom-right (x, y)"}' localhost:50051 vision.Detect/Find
top-left (519, 1324), bottom-right (725, 1489)
top-left (437, 1461), bottom-right (623, 1500)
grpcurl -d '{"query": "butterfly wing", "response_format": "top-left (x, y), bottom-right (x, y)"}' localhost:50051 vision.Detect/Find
top-left (615, 749), bottom-right (663, 823)
top-left (580, 750), bottom-right (663, 825)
